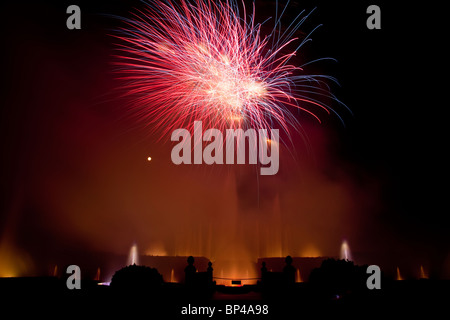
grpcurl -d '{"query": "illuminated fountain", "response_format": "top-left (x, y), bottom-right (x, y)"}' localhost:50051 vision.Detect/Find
top-left (53, 265), bottom-right (58, 277)
top-left (0, 242), bottom-right (31, 277)
top-left (296, 268), bottom-right (303, 282)
top-left (128, 243), bottom-right (139, 266)
top-left (396, 267), bottom-right (403, 280)
top-left (94, 267), bottom-right (101, 281)
top-left (420, 265), bottom-right (428, 279)
top-left (340, 240), bottom-right (352, 261)
top-left (113, 169), bottom-right (361, 287)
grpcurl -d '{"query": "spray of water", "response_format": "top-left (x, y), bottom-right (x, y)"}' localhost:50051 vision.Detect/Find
top-left (340, 240), bottom-right (352, 261)
top-left (128, 243), bottom-right (139, 265)
top-left (420, 265), bottom-right (428, 279)
top-left (396, 267), bottom-right (403, 280)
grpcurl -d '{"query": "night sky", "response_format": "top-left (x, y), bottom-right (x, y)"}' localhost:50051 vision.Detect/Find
top-left (0, 0), bottom-right (448, 280)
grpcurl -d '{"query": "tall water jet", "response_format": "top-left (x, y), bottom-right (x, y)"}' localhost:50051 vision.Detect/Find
top-left (296, 268), bottom-right (303, 282)
top-left (128, 243), bottom-right (139, 265)
top-left (396, 267), bottom-right (403, 280)
top-left (340, 240), bottom-right (352, 261)
top-left (53, 265), bottom-right (58, 277)
top-left (420, 265), bottom-right (428, 279)
top-left (170, 268), bottom-right (175, 283)
top-left (94, 267), bottom-right (101, 281)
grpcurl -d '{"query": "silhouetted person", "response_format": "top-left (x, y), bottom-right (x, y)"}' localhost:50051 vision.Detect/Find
top-left (283, 256), bottom-right (295, 284)
top-left (261, 261), bottom-right (268, 280)
top-left (184, 256), bottom-right (196, 285)
top-left (207, 261), bottom-right (213, 284)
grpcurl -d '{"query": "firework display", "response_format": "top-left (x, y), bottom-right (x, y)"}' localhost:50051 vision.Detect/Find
top-left (113, 0), bottom-right (344, 138)
top-left (0, 1), bottom-right (445, 317)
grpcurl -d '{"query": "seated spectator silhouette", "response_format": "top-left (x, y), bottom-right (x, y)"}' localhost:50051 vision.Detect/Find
top-left (207, 261), bottom-right (213, 284)
top-left (282, 256), bottom-right (296, 285)
top-left (261, 261), bottom-right (268, 280)
top-left (184, 256), bottom-right (196, 286)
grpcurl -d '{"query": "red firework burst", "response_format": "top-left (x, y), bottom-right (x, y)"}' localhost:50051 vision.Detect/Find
top-left (113, 0), bottom-right (343, 139)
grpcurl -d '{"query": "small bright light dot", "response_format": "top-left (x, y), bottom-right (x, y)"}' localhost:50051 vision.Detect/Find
top-left (147, 156), bottom-right (152, 161)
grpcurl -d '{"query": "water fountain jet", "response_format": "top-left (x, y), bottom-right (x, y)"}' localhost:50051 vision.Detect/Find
top-left (396, 267), bottom-right (403, 280)
top-left (420, 265), bottom-right (428, 279)
top-left (296, 268), bottom-right (303, 282)
top-left (340, 240), bottom-right (352, 261)
top-left (94, 267), bottom-right (101, 281)
top-left (128, 243), bottom-right (139, 265)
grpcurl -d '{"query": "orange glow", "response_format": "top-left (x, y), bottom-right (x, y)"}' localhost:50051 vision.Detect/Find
top-left (420, 265), bottom-right (428, 279)
top-left (0, 268), bottom-right (17, 278)
top-left (396, 267), bottom-right (403, 281)
top-left (94, 267), bottom-right (101, 281)
top-left (296, 268), bottom-right (303, 282)
top-left (25, 128), bottom-right (371, 289)
top-left (0, 242), bottom-right (31, 277)
top-left (300, 244), bottom-right (322, 258)
top-left (215, 265), bottom-right (257, 286)
top-left (145, 242), bottom-right (168, 256)
top-left (230, 283), bottom-right (243, 287)
top-left (53, 265), bottom-right (58, 277)
top-left (170, 268), bottom-right (177, 283)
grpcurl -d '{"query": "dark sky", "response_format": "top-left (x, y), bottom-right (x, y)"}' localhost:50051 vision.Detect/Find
top-left (0, 0), bottom-right (448, 280)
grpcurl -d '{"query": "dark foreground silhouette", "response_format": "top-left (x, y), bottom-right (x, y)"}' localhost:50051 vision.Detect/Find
top-left (110, 264), bottom-right (163, 293)
top-left (1, 257), bottom-right (449, 318)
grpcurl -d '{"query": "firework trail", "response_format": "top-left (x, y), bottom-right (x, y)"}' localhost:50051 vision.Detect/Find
top-left (113, 0), bottom-right (345, 139)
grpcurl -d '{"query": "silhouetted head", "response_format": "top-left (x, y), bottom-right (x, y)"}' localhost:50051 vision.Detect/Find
top-left (262, 261), bottom-right (266, 267)
top-left (285, 255), bottom-right (293, 265)
top-left (208, 261), bottom-right (212, 267)
top-left (187, 256), bottom-right (194, 265)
